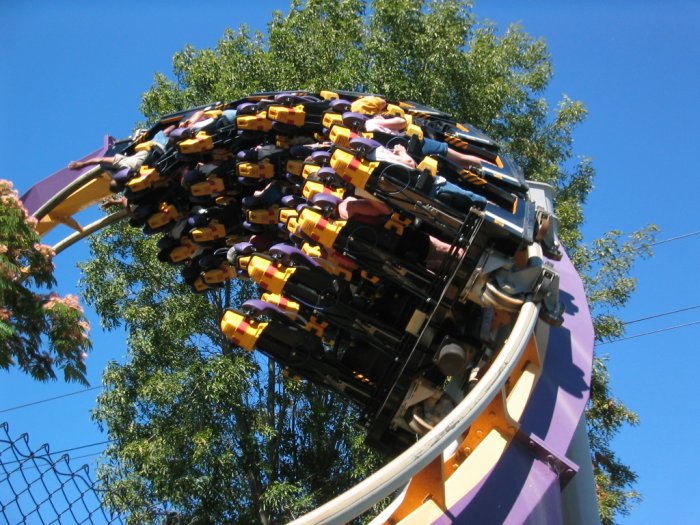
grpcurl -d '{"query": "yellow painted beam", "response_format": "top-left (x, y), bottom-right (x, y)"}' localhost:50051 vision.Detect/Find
top-left (36, 172), bottom-right (113, 236)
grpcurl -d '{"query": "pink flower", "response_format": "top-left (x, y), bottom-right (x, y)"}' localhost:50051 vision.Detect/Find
top-left (43, 296), bottom-right (59, 310)
top-left (63, 294), bottom-right (84, 312)
top-left (43, 292), bottom-right (65, 311)
top-left (78, 320), bottom-right (91, 334)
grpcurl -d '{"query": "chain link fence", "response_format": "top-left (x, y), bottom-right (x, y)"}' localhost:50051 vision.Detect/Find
top-left (0, 422), bottom-right (124, 524)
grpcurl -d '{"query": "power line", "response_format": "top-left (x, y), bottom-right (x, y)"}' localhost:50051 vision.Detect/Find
top-left (650, 229), bottom-right (700, 247)
top-left (51, 440), bottom-right (113, 455)
top-left (7, 451), bottom-right (108, 473)
top-left (623, 305), bottom-right (700, 325)
top-left (63, 451), bottom-right (105, 462)
top-left (0, 386), bottom-right (102, 414)
top-left (10, 307), bottom-right (695, 411)
top-left (1, 439), bottom-right (113, 466)
top-left (0, 299), bottom-right (690, 410)
top-left (587, 229), bottom-right (699, 264)
top-left (597, 319), bottom-right (700, 346)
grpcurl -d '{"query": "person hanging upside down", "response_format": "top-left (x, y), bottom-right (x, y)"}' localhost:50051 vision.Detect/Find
top-left (353, 96), bottom-right (490, 171)
top-left (68, 131), bottom-right (169, 172)
top-left (337, 196), bottom-right (461, 272)
top-left (365, 144), bottom-right (487, 212)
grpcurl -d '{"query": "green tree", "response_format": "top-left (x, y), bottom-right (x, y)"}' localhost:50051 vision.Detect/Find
top-left (82, 219), bottom-right (381, 524)
top-left (0, 179), bottom-right (90, 385)
top-left (83, 1), bottom-right (652, 523)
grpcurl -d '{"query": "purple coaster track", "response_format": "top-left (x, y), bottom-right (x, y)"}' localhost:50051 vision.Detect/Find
top-left (436, 247), bottom-right (595, 524)
top-left (21, 136), bottom-right (113, 216)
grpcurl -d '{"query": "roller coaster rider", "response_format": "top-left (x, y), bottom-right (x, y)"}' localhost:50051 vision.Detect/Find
top-left (336, 195), bottom-right (460, 273)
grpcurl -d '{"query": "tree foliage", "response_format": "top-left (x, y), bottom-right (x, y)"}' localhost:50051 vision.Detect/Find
top-left (81, 218), bottom-right (382, 524)
top-left (0, 179), bottom-right (90, 385)
top-left (83, 1), bottom-right (653, 523)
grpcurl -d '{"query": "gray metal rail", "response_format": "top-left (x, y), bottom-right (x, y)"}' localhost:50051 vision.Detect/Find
top-left (32, 166), bottom-right (105, 220)
top-left (52, 210), bottom-right (129, 255)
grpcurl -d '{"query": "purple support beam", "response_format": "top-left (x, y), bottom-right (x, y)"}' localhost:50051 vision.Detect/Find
top-left (436, 247), bottom-right (595, 524)
top-left (21, 136), bottom-right (113, 217)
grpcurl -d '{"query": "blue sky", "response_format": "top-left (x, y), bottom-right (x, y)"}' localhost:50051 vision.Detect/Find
top-left (1, 1), bottom-right (699, 523)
